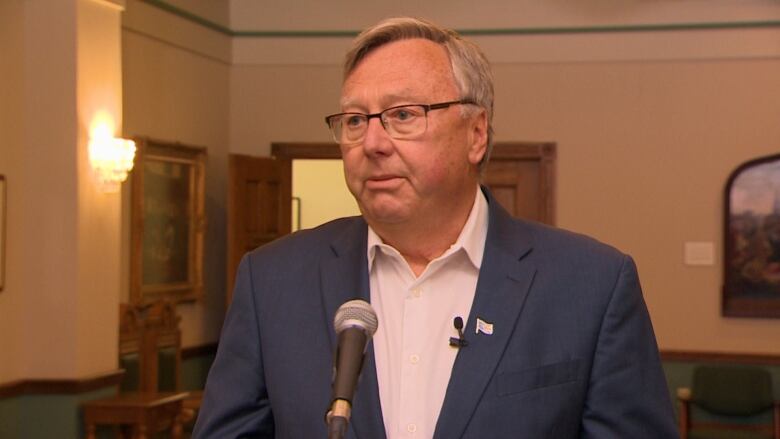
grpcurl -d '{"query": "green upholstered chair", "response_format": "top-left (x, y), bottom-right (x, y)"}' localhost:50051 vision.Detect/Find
top-left (678, 365), bottom-right (780, 439)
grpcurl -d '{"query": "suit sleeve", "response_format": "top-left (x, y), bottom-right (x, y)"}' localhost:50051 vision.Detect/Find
top-left (580, 255), bottom-right (678, 439)
top-left (192, 254), bottom-right (275, 438)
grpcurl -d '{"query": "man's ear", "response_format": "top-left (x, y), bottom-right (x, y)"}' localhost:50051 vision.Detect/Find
top-left (467, 109), bottom-right (488, 165)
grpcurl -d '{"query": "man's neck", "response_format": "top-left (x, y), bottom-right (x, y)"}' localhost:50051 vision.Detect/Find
top-left (369, 186), bottom-right (480, 277)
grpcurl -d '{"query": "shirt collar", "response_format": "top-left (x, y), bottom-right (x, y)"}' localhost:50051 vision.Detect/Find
top-left (367, 186), bottom-right (489, 271)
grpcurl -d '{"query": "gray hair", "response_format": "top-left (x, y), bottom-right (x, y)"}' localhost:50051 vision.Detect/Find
top-left (344, 17), bottom-right (495, 168)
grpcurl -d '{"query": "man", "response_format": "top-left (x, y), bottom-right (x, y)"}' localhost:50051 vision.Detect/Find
top-left (194, 17), bottom-right (677, 438)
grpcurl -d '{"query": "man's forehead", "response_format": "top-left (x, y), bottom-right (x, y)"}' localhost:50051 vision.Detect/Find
top-left (339, 39), bottom-right (457, 107)
top-left (339, 90), bottom-right (428, 109)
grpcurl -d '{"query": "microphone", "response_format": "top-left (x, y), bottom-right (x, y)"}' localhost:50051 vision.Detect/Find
top-left (449, 316), bottom-right (468, 348)
top-left (326, 299), bottom-right (379, 439)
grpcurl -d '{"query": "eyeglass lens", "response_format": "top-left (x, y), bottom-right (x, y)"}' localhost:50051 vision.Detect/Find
top-left (331, 105), bottom-right (428, 144)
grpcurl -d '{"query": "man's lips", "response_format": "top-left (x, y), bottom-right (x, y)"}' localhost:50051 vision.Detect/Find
top-left (364, 175), bottom-right (403, 189)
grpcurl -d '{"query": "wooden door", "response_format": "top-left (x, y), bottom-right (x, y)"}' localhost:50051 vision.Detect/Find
top-left (482, 142), bottom-right (556, 225)
top-left (226, 154), bottom-right (291, 305)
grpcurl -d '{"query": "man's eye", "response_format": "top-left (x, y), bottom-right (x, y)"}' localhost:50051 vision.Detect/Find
top-left (388, 107), bottom-right (418, 122)
top-left (345, 115), bottom-right (364, 127)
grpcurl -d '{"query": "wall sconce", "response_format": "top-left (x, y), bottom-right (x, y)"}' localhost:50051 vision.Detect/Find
top-left (88, 135), bottom-right (136, 193)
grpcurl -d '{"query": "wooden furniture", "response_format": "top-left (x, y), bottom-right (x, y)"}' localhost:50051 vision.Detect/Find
top-left (115, 301), bottom-right (183, 393)
top-left (83, 300), bottom-right (195, 438)
top-left (678, 365), bottom-right (780, 439)
top-left (83, 392), bottom-right (187, 439)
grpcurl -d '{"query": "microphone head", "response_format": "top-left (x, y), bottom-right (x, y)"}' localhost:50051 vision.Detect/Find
top-left (454, 316), bottom-right (464, 331)
top-left (334, 299), bottom-right (378, 337)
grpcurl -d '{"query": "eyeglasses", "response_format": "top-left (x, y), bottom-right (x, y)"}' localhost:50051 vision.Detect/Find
top-left (324, 99), bottom-right (474, 145)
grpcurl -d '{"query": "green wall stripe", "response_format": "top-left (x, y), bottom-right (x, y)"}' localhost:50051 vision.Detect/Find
top-left (457, 20), bottom-right (780, 36)
top-left (141, 0), bottom-right (780, 38)
top-left (233, 29), bottom-right (358, 38)
top-left (141, 0), bottom-right (233, 35)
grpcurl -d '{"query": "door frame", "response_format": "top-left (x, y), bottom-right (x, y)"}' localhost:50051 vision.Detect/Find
top-left (272, 141), bottom-right (556, 223)
top-left (272, 142), bottom-right (341, 160)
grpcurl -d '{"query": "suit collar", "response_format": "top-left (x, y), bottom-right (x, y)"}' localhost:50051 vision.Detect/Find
top-left (433, 187), bottom-right (537, 439)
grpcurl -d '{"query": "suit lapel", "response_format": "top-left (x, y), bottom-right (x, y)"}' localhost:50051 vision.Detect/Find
top-left (433, 193), bottom-right (537, 439)
top-left (320, 219), bottom-right (387, 439)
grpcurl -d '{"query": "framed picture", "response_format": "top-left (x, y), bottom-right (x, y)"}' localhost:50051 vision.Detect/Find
top-left (130, 138), bottom-right (206, 304)
top-left (0, 175), bottom-right (5, 292)
top-left (723, 153), bottom-right (780, 318)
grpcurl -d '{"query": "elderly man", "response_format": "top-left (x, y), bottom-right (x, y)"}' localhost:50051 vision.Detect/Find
top-left (194, 17), bottom-right (677, 439)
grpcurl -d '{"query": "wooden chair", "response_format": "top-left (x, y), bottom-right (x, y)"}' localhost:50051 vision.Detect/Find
top-left (83, 300), bottom-right (191, 439)
top-left (135, 300), bottom-right (182, 393)
top-left (678, 365), bottom-right (780, 439)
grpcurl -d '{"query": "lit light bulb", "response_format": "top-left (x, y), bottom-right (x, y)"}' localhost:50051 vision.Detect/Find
top-left (88, 115), bottom-right (136, 193)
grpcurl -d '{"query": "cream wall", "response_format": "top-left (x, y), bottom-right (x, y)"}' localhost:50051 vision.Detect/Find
top-left (229, 0), bottom-right (780, 31)
top-left (292, 160), bottom-right (360, 231)
top-left (121, 0), bottom-right (231, 346)
top-left (75, 0), bottom-right (124, 376)
top-left (493, 60), bottom-right (780, 352)
top-left (0, 0), bottom-right (27, 384)
top-left (0, 0), bottom-right (125, 384)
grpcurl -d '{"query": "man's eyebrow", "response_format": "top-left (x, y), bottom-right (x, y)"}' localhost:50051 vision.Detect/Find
top-left (340, 92), bottom-right (427, 110)
top-left (339, 97), bottom-right (358, 109)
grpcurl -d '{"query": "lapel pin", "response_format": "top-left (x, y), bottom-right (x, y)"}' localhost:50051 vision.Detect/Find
top-left (476, 317), bottom-right (494, 335)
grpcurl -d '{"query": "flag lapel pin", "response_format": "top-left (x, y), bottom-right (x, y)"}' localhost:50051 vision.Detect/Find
top-left (476, 317), bottom-right (494, 335)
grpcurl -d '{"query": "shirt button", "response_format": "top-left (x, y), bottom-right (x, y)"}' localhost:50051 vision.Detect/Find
top-left (407, 423), bottom-right (417, 433)
top-left (411, 288), bottom-right (421, 298)
top-left (409, 354), bottom-right (420, 364)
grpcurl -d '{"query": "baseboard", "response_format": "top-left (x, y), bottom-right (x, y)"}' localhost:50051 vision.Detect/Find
top-left (660, 350), bottom-right (780, 365)
top-left (0, 369), bottom-right (124, 399)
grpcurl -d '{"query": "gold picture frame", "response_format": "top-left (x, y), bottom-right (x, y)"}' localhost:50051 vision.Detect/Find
top-left (130, 138), bottom-right (206, 304)
top-left (723, 152), bottom-right (780, 318)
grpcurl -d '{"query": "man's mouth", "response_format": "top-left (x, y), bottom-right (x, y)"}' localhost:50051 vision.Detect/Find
top-left (365, 175), bottom-right (403, 189)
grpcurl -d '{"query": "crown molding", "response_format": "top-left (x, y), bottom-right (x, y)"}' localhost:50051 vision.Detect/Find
top-left (140, 0), bottom-right (780, 39)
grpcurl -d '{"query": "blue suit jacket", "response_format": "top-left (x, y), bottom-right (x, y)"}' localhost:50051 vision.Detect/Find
top-left (194, 190), bottom-right (677, 438)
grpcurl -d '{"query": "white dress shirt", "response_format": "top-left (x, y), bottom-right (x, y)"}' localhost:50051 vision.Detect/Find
top-left (368, 188), bottom-right (489, 438)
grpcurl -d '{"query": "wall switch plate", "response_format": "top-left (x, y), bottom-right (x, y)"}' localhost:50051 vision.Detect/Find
top-left (684, 242), bottom-right (715, 266)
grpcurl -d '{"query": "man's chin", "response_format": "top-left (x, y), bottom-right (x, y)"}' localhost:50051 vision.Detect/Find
top-left (360, 203), bottom-right (412, 227)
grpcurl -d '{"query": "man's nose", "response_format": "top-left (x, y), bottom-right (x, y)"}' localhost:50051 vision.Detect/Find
top-left (361, 116), bottom-right (393, 155)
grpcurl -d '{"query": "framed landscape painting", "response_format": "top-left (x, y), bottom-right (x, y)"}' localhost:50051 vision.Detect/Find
top-left (130, 138), bottom-right (206, 304)
top-left (723, 153), bottom-right (780, 318)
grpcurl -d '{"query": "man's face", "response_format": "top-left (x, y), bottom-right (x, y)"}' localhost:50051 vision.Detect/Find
top-left (339, 38), bottom-right (487, 229)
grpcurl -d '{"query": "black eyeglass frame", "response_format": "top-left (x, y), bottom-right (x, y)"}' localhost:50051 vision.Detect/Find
top-left (324, 99), bottom-right (475, 143)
